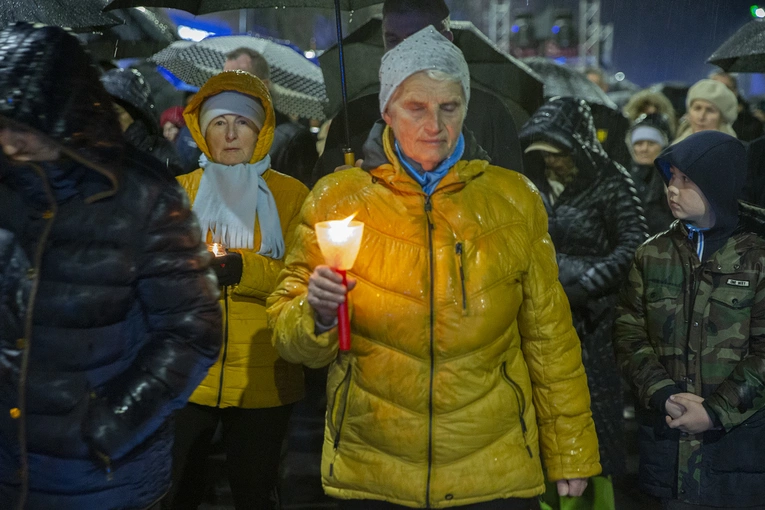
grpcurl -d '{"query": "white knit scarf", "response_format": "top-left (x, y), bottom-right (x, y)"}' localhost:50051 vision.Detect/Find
top-left (193, 154), bottom-right (284, 258)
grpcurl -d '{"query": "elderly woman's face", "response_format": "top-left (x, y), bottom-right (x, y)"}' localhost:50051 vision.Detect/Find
top-left (382, 72), bottom-right (465, 172)
top-left (205, 114), bottom-right (259, 166)
top-left (688, 99), bottom-right (721, 133)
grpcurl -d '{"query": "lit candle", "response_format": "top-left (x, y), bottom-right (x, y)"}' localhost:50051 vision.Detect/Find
top-left (207, 242), bottom-right (227, 257)
top-left (315, 214), bottom-right (364, 351)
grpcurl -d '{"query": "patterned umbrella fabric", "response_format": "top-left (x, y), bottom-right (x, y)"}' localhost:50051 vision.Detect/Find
top-left (106, 0), bottom-right (380, 15)
top-left (0, 0), bottom-right (119, 30)
top-left (150, 35), bottom-right (328, 120)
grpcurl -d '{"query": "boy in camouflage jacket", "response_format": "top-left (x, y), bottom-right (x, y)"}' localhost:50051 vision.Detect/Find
top-left (614, 131), bottom-right (765, 509)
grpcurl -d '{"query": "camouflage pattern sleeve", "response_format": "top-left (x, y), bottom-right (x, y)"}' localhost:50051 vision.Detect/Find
top-left (705, 268), bottom-right (765, 431)
top-left (613, 247), bottom-right (677, 410)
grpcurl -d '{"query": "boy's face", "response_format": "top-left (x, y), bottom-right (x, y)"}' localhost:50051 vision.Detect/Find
top-left (667, 166), bottom-right (715, 228)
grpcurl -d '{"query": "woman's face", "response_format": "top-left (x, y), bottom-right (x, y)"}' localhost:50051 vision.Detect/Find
top-left (382, 72), bottom-right (465, 172)
top-left (632, 140), bottom-right (663, 166)
top-left (205, 114), bottom-right (259, 166)
top-left (163, 122), bottom-right (180, 143)
top-left (542, 151), bottom-right (578, 183)
top-left (688, 99), bottom-right (722, 133)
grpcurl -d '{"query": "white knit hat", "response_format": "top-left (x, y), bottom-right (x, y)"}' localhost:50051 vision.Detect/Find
top-left (378, 25), bottom-right (470, 115)
top-left (199, 91), bottom-right (265, 136)
top-left (686, 79), bottom-right (738, 124)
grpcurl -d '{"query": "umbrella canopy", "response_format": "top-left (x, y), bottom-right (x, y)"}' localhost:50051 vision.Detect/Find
top-left (708, 19), bottom-right (765, 72)
top-left (318, 17), bottom-right (544, 125)
top-left (0, 0), bottom-right (119, 30)
top-left (150, 35), bottom-right (328, 120)
top-left (106, 0), bottom-right (380, 14)
top-left (79, 8), bottom-right (178, 61)
top-left (522, 57), bottom-right (617, 110)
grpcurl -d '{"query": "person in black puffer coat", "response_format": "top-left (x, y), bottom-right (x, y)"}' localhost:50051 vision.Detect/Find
top-left (626, 113), bottom-right (675, 236)
top-left (0, 23), bottom-right (222, 510)
top-left (519, 97), bottom-right (647, 504)
top-left (101, 67), bottom-right (184, 176)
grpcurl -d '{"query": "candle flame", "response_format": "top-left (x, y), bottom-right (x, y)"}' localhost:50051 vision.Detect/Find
top-left (327, 213), bottom-right (358, 244)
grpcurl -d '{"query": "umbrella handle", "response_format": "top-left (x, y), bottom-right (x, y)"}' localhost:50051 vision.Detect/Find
top-left (343, 150), bottom-right (356, 167)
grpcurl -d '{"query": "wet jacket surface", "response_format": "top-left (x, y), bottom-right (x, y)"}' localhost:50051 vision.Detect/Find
top-left (614, 132), bottom-right (765, 506)
top-left (268, 124), bottom-right (600, 508)
top-left (179, 72), bottom-right (309, 409)
top-left (520, 98), bottom-right (647, 476)
top-left (0, 24), bottom-right (222, 510)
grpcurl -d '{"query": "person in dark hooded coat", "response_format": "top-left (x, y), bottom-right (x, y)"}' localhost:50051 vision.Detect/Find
top-left (519, 96), bottom-right (647, 507)
top-left (615, 131), bottom-right (765, 509)
top-left (0, 23), bottom-right (222, 510)
top-left (101, 68), bottom-right (184, 176)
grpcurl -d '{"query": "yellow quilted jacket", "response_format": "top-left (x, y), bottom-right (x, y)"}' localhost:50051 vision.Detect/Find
top-left (267, 126), bottom-right (601, 507)
top-left (178, 71), bottom-right (309, 409)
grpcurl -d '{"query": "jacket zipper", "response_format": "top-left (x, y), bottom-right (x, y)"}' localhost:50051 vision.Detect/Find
top-left (501, 362), bottom-right (533, 458)
top-left (16, 165), bottom-right (58, 509)
top-left (216, 286), bottom-right (229, 407)
top-left (455, 242), bottom-right (467, 313)
top-left (329, 365), bottom-right (353, 477)
top-left (425, 196), bottom-right (436, 508)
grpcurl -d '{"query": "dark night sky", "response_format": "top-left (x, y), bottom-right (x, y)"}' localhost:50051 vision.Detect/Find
top-left (600, 0), bottom-right (755, 87)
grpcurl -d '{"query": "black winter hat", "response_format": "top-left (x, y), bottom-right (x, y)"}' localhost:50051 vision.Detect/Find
top-left (0, 22), bottom-right (124, 164)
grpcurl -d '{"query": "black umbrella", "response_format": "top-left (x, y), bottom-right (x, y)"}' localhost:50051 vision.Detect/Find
top-left (318, 17), bottom-right (544, 127)
top-left (106, 0), bottom-right (382, 163)
top-left (522, 57), bottom-right (617, 110)
top-left (79, 8), bottom-right (178, 61)
top-left (708, 19), bottom-right (765, 72)
top-left (107, 0), bottom-right (379, 13)
top-left (0, 0), bottom-right (119, 30)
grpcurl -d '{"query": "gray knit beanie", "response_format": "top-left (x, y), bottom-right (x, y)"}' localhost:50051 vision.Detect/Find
top-left (378, 25), bottom-right (470, 115)
top-left (686, 79), bottom-right (738, 124)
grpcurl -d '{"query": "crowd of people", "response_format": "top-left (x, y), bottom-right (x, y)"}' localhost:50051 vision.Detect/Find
top-left (2, 1), bottom-right (765, 510)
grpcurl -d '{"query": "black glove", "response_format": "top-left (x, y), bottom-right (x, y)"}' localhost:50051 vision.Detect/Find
top-left (563, 282), bottom-right (589, 309)
top-left (212, 252), bottom-right (243, 287)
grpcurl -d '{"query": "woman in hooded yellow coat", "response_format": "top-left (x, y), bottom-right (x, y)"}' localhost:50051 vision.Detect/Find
top-left (268, 27), bottom-right (600, 510)
top-left (167, 70), bottom-right (309, 509)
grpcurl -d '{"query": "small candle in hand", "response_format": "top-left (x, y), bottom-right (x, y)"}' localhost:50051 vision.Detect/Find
top-left (315, 214), bottom-right (364, 351)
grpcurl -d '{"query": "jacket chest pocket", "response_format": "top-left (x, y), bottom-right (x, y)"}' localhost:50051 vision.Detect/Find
top-left (706, 284), bottom-right (755, 352)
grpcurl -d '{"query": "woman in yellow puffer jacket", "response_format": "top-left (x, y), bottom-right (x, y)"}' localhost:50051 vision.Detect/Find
top-left (168, 71), bottom-right (309, 509)
top-left (267, 27), bottom-right (600, 510)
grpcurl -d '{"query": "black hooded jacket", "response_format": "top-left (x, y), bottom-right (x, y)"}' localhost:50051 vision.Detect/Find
top-left (655, 130), bottom-right (747, 261)
top-left (519, 97), bottom-right (647, 476)
top-left (0, 23), bottom-right (221, 509)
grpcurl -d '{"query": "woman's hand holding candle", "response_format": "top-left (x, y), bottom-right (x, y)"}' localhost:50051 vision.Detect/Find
top-left (308, 265), bottom-right (357, 329)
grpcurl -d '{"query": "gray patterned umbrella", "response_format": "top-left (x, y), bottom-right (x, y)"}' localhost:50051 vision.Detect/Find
top-left (0, 0), bottom-right (119, 30)
top-left (150, 35), bottom-right (328, 120)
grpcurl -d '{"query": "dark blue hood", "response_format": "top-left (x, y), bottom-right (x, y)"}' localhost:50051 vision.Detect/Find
top-left (655, 131), bottom-right (746, 238)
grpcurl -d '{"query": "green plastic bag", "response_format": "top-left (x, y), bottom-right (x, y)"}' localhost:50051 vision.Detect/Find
top-left (539, 476), bottom-right (615, 510)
